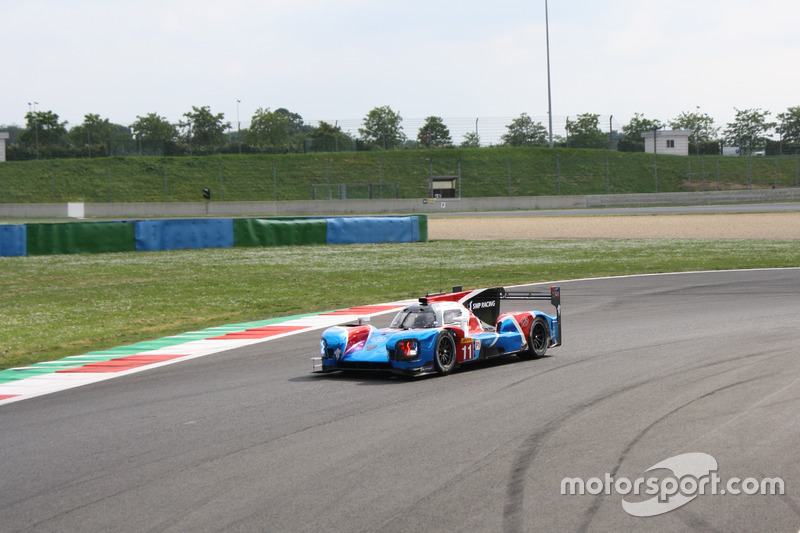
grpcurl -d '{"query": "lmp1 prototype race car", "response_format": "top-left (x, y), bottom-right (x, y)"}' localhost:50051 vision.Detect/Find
top-left (312, 286), bottom-right (561, 377)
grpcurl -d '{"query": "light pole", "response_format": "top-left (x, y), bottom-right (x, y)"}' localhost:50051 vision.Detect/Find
top-left (545, 0), bottom-right (554, 148)
top-left (653, 127), bottom-right (658, 192)
top-left (28, 101), bottom-right (40, 159)
top-left (236, 99), bottom-right (242, 154)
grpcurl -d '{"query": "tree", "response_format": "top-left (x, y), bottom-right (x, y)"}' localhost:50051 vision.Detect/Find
top-left (461, 131), bottom-right (481, 148)
top-left (0, 124), bottom-right (23, 145)
top-left (69, 114), bottom-right (119, 157)
top-left (566, 113), bottom-right (606, 149)
top-left (417, 116), bottom-right (452, 148)
top-left (618, 113), bottom-right (663, 152)
top-left (670, 110), bottom-right (719, 154)
top-left (246, 107), bottom-right (307, 153)
top-left (308, 121), bottom-right (355, 152)
top-left (107, 124), bottom-right (136, 156)
top-left (501, 113), bottom-right (547, 146)
top-left (181, 105), bottom-right (230, 153)
top-left (723, 108), bottom-right (776, 155)
top-left (130, 113), bottom-right (177, 155)
top-left (359, 105), bottom-right (405, 150)
top-left (776, 106), bottom-right (800, 152)
top-left (19, 110), bottom-right (68, 157)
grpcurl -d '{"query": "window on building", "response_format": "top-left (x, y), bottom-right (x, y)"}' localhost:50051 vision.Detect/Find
top-left (666, 139), bottom-right (675, 148)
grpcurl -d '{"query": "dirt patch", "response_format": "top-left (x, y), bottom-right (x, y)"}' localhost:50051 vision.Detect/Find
top-left (428, 212), bottom-right (800, 240)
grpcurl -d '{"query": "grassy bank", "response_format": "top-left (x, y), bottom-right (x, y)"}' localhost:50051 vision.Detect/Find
top-left (2, 147), bottom-right (798, 203)
top-left (2, 238), bottom-right (799, 370)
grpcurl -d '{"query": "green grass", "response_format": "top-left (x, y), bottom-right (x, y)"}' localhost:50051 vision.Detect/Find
top-left (2, 238), bottom-right (799, 370)
top-left (2, 147), bottom-right (799, 203)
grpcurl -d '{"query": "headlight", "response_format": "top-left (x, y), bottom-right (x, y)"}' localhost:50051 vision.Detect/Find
top-left (320, 339), bottom-right (328, 357)
top-left (395, 339), bottom-right (420, 360)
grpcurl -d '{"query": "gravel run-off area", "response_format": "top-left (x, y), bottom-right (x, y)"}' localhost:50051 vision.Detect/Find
top-left (428, 212), bottom-right (800, 240)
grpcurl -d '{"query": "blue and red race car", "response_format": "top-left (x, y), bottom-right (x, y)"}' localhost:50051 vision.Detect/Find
top-left (312, 286), bottom-right (561, 377)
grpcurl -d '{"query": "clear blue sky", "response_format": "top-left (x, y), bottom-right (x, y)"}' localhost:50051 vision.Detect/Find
top-left (2, 0), bottom-right (798, 144)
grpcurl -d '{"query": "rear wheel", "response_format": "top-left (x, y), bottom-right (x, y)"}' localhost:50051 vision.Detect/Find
top-left (434, 331), bottom-right (456, 375)
top-left (519, 316), bottom-right (549, 360)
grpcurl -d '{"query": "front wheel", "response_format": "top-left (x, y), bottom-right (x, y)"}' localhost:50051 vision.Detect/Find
top-left (519, 316), bottom-right (549, 360)
top-left (434, 331), bottom-right (457, 375)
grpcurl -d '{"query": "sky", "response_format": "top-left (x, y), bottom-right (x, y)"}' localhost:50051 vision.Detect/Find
top-left (2, 0), bottom-right (799, 145)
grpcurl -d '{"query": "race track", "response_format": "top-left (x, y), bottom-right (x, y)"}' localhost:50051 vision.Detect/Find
top-left (1, 269), bottom-right (799, 532)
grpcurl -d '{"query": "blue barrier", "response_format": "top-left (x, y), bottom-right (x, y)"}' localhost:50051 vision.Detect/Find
top-left (134, 219), bottom-right (234, 252)
top-left (0, 225), bottom-right (27, 257)
top-left (326, 216), bottom-right (416, 245)
top-left (3, 216), bottom-right (425, 256)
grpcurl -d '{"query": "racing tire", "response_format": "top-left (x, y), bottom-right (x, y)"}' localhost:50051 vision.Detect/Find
top-left (519, 316), bottom-right (549, 360)
top-left (434, 331), bottom-right (457, 375)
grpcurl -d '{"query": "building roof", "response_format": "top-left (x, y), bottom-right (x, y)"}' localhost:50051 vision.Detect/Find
top-left (640, 129), bottom-right (691, 139)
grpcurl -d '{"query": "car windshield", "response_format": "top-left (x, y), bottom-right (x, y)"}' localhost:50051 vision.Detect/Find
top-left (390, 308), bottom-right (436, 329)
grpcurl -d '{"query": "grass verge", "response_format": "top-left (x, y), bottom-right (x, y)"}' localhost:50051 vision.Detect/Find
top-left (2, 238), bottom-right (799, 370)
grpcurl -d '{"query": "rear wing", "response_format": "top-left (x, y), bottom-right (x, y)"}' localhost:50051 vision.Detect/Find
top-left (500, 286), bottom-right (562, 346)
top-left (454, 286), bottom-right (561, 346)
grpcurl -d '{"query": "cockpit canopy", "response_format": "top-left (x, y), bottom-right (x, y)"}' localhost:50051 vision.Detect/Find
top-left (389, 302), bottom-right (471, 331)
top-left (390, 305), bottom-right (436, 329)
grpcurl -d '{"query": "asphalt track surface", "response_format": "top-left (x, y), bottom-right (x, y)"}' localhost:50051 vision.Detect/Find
top-left (1, 269), bottom-right (799, 532)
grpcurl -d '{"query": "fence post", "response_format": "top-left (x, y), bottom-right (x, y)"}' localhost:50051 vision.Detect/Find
top-left (50, 161), bottom-right (55, 203)
top-left (108, 158), bottom-right (112, 203)
top-left (164, 158), bottom-right (168, 202)
top-left (606, 154), bottom-right (610, 194)
top-left (219, 158), bottom-right (223, 201)
top-left (775, 158), bottom-right (778, 188)
top-left (687, 157), bottom-right (692, 184)
top-left (557, 155), bottom-right (561, 195)
top-left (458, 158), bottom-right (462, 199)
top-left (429, 157), bottom-right (434, 197)
top-left (273, 160), bottom-right (277, 201)
top-left (507, 157), bottom-right (511, 197)
top-left (702, 155), bottom-right (706, 191)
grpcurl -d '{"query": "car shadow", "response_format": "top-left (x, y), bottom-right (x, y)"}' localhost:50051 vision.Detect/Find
top-left (290, 353), bottom-right (554, 385)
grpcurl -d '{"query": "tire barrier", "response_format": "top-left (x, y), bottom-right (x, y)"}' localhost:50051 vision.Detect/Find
top-left (0, 215), bottom-right (428, 257)
top-left (325, 216), bottom-right (421, 245)
top-left (135, 219), bottom-right (234, 252)
top-left (234, 218), bottom-right (328, 247)
top-left (26, 221), bottom-right (136, 256)
top-left (0, 225), bottom-right (26, 257)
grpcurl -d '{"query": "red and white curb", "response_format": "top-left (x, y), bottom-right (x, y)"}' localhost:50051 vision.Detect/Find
top-left (0, 300), bottom-right (415, 407)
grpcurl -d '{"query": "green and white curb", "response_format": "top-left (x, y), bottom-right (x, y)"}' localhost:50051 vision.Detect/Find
top-left (0, 300), bottom-right (415, 406)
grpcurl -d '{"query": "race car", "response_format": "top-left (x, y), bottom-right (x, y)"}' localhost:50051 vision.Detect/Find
top-left (312, 285), bottom-right (561, 377)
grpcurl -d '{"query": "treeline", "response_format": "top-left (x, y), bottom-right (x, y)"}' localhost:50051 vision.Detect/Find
top-left (2, 104), bottom-right (799, 161)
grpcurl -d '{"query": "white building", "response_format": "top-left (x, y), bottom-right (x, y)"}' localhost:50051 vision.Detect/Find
top-left (640, 129), bottom-right (691, 155)
top-left (0, 132), bottom-right (8, 162)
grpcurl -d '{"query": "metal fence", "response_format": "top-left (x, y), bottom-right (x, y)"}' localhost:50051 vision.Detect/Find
top-left (312, 183), bottom-right (399, 200)
top-left (1, 152), bottom-right (799, 204)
